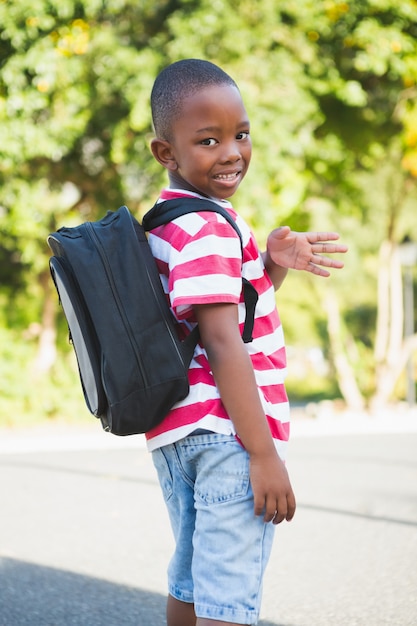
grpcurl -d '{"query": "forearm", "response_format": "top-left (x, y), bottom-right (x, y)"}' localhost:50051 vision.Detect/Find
top-left (262, 250), bottom-right (288, 291)
top-left (200, 323), bottom-right (276, 456)
top-left (204, 327), bottom-right (295, 523)
top-left (194, 302), bottom-right (296, 523)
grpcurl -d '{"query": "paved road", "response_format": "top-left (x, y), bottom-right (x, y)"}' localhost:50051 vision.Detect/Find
top-left (0, 418), bottom-right (416, 626)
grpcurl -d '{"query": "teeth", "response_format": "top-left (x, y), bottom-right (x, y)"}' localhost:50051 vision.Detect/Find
top-left (215, 173), bottom-right (238, 180)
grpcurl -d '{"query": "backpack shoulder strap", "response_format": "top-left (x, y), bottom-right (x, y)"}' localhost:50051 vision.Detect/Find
top-left (143, 197), bottom-right (242, 245)
top-left (142, 197), bottom-right (258, 343)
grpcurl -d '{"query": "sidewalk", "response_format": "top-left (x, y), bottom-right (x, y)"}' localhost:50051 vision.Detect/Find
top-left (1, 407), bottom-right (416, 625)
top-left (1, 403), bottom-right (416, 455)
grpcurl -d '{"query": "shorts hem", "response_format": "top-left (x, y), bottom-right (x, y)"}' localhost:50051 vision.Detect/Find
top-left (168, 584), bottom-right (194, 604)
top-left (194, 602), bottom-right (257, 624)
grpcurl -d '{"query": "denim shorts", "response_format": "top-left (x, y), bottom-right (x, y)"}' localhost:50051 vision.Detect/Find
top-left (152, 432), bottom-right (276, 625)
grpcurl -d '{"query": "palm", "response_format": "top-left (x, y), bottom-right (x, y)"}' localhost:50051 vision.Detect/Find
top-left (267, 227), bottom-right (348, 277)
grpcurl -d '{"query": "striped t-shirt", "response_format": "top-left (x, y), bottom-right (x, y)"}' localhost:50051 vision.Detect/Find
top-left (145, 189), bottom-right (290, 460)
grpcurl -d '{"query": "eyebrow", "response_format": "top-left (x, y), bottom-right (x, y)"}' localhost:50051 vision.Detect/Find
top-left (195, 121), bottom-right (250, 134)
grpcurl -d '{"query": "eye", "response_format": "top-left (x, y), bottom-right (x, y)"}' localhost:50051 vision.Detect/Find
top-left (236, 131), bottom-right (250, 140)
top-left (200, 138), bottom-right (217, 146)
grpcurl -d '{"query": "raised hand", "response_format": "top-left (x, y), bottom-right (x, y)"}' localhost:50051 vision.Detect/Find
top-left (267, 226), bottom-right (348, 278)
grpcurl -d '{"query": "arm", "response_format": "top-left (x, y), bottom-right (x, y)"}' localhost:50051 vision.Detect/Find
top-left (262, 226), bottom-right (348, 290)
top-left (194, 301), bottom-right (296, 524)
top-left (262, 249), bottom-right (289, 291)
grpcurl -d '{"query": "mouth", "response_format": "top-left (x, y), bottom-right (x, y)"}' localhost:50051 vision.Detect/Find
top-left (213, 171), bottom-right (240, 182)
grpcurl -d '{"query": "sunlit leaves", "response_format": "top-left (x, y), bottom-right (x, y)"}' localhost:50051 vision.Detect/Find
top-left (0, 0), bottom-right (415, 400)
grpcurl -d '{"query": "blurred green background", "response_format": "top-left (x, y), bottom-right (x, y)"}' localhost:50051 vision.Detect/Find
top-left (1, 0), bottom-right (416, 429)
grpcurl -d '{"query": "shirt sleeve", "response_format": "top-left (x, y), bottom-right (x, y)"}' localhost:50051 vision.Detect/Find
top-left (167, 212), bottom-right (243, 320)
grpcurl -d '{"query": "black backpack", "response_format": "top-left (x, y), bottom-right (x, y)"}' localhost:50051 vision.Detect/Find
top-left (48, 198), bottom-right (258, 436)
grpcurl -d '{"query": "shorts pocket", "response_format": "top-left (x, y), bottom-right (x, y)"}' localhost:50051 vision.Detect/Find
top-left (194, 439), bottom-right (250, 505)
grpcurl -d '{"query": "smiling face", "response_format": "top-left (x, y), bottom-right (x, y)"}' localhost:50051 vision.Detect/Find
top-left (152, 83), bottom-right (252, 200)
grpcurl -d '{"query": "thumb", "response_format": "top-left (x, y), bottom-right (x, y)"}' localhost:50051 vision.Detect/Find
top-left (269, 226), bottom-right (291, 240)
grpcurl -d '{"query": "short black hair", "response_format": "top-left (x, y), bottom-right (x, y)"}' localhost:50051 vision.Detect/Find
top-left (151, 59), bottom-right (238, 141)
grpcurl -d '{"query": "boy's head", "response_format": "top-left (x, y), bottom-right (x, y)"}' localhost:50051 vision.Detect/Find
top-left (151, 59), bottom-right (238, 142)
top-left (150, 59), bottom-right (251, 200)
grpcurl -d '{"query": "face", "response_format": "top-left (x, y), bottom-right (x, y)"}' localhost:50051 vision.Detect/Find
top-left (163, 84), bottom-right (251, 200)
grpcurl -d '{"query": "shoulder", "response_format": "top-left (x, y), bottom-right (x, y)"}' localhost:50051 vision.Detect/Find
top-left (175, 209), bottom-right (239, 239)
top-left (154, 211), bottom-right (242, 258)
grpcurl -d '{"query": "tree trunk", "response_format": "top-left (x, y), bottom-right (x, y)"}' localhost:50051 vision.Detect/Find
top-left (374, 240), bottom-right (392, 363)
top-left (32, 270), bottom-right (57, 376)
top-left (325, 292), bottom-right (365, 411)
top-left (371, 241), bottom-right (410, 410)
top-left (370, 334), bottom-right (417, 411)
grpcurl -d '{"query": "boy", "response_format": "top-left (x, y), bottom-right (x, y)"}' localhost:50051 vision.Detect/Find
top-left (145, 59), bottom-right (347, 626)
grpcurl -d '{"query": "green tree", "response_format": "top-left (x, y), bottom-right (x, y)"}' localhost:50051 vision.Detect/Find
top-left (1, 0), bottom-right (416, 424)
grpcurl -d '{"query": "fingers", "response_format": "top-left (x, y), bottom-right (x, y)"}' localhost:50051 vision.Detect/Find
top-left (270, 498), bottom-right (288, 524)
top-left (307, 234), bottom-right (348, 262)
top-left (307, 231), bottom-right (342, 243)
top-left (263, 494), bottom-right (282, 523)
top-left (253, 492), bottom-right (267, 518)
top-left (260, 492), bottom-right (297, 525)
top-left (250, 457), bottom-right (296, 525)
top-left (312, 243), bottom-right (348, 254)
top-left (305, 243), bottom-right (346, 277)
top-left (279, 490), bottom-right (296, 523)
top-left (308, 264), bottom-right (331, 278)
top-left (311, 254), bottom-right (345, 269)
top-left (270, 226), bottom-right (291, 239)
top-left (286, 491), bottom-right (297, 521)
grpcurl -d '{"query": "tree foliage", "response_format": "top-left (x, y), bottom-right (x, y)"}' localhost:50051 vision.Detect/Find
top-left (1, 0), bottom-right (416, 423)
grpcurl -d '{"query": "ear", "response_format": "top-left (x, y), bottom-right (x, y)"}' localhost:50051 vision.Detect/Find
top-left (150, 138), bottom-right (178, 171)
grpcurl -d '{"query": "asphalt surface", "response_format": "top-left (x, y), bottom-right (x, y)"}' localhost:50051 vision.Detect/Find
top-left (0, 412), bottom-right (416, 626)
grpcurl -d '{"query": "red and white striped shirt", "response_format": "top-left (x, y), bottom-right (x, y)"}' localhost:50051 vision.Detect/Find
top-left (145, 189), bottom-right (290, 459)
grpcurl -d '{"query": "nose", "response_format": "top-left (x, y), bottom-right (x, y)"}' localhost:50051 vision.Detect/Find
top-left (220, 140), bottom-right (241, 164)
